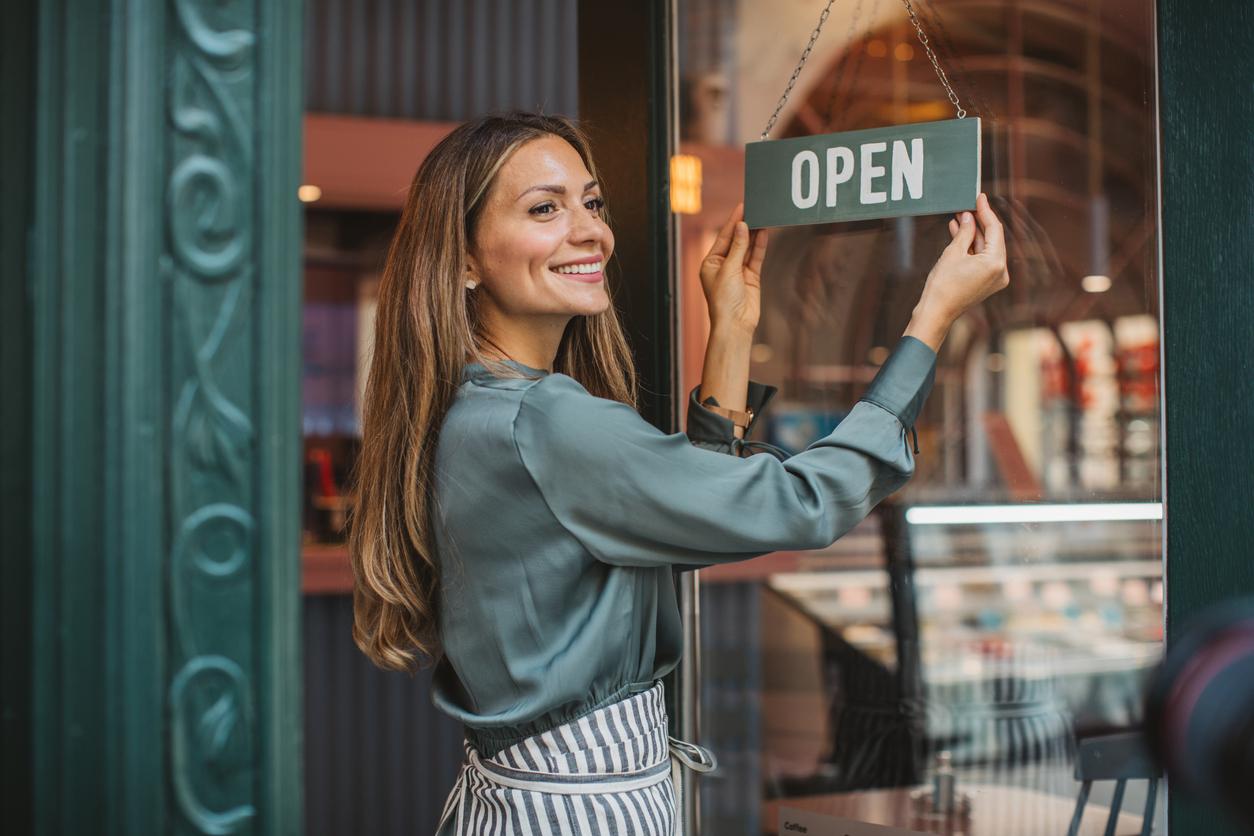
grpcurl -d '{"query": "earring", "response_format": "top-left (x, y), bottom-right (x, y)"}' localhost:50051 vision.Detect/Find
top-left (465, 278), bottom-right (477, 290)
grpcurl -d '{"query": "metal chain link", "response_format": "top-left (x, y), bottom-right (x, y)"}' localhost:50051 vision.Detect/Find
top-left (822, 0), bottom-right (866, 130)
top-left (901, 0), bottom-right (966, 118)
top-left (759, 0), bottom-right (837, 141)
top-left (759, 0), bottom-right (967, 141)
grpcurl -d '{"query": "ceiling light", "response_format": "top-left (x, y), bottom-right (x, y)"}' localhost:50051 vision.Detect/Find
top-left (905, 502), bottom-right (1163, 525)
top-left (669, 155), bottom-right (702, 215)
top-left (1082, 274), bottom-right (1112, 293)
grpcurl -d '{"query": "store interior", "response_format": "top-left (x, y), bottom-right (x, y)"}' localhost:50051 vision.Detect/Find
top-left (677, 0), bottom-right (1164, 833)
top-left (297, 0), bottom-right (1165, 833)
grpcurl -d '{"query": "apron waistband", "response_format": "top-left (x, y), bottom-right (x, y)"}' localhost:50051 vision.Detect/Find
top-left (438, 683), bottom-right (717, 835)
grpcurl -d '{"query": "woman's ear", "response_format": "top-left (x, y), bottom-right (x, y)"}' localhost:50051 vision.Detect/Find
top-left (464, 257), bottom-right (480, 290)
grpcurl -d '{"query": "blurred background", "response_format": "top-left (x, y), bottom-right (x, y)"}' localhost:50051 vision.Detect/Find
top-left (298, 0), bottom-right (1164, 832)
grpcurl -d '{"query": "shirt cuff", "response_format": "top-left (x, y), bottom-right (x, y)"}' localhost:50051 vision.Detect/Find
top-left (686, 379), bottom-right (779, 451)
top-left (859, 335), bottom-right (938, 432)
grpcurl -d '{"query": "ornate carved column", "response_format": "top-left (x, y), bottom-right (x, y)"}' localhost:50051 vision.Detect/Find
top-left (4, 0), bottom-right (304, 833)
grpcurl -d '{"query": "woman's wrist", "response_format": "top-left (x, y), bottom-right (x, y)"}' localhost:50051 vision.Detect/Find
top-left (708, 316), bottom-right (756, 341)
top-left (903, 307), bottom-right (952, 353)
top-left (699, 324), bottom-right (754, 438)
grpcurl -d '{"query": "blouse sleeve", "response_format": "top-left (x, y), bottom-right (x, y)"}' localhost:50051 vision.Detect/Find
top-left (512, 335), bottom-right (937, 569)
top-left (684, 378), bottom-right (780, 456)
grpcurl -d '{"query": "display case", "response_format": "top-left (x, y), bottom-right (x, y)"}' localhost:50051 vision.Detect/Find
top-left (696, 494), bottom-right (1162, 834)
top-left (767, 500), bottom-right (1162, 780)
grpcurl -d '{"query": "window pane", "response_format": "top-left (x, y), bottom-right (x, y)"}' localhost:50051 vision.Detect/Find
top-left (678, 1), bottom-right (1163, 832)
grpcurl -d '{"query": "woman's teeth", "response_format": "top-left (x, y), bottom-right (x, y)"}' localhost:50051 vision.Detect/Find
top-left (552, 262), bottom-right (603, 275)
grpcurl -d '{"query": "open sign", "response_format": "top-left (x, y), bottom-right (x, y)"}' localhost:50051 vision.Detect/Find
top-left (744, 117), bottom-right (981, 228)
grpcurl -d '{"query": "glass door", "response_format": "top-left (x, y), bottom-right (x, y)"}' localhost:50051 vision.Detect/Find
top-left (675, 1), bottom-right (1163, 832)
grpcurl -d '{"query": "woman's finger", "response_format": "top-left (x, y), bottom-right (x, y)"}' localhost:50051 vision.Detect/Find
top-left (729, 220), bottom-right (751, 259)
top-left (747, 228), bottom-right (768, 275)
top-left (947, 211), bottom-right (976, 255)
top-left (948, 218), bottom-right (959, 238)
top-left (972, 223), bottom-right (986, 255)
top-left (975, 193), bottom-right (1005, 257)
top-left (707, 203), bottom-right (743, 260)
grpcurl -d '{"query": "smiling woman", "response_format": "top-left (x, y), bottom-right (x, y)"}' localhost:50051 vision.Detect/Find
top-left (347, 109), bottom-right (995, 836)
top-left (463, 134), bottom-right (617, 370)
top-left (349, 112), bottom-right (639, 683)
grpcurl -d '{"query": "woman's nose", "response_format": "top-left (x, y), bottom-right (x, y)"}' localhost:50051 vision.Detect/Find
top-left (569, 206), bottom-right (604, 244)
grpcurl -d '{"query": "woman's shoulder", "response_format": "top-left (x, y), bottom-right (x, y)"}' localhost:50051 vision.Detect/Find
top-left (516, 372), bottom-right (635, 423)
top-left (450, 371), bottom-right (600, 433)
top-left (512, 372), bottom-right (660, 465)
top-left (453, 371), bottom-right (644, 453)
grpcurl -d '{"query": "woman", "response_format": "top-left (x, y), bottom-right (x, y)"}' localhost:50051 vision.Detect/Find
top-left (349, 111), bottom-right (1009, 835)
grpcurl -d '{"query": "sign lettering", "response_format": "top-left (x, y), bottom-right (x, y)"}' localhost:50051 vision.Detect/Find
top-left (745, 117), bottom-right (981, 228)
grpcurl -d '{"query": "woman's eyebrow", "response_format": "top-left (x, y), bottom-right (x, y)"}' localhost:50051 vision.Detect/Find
top-left (517, 180), bottom-right (599, 201)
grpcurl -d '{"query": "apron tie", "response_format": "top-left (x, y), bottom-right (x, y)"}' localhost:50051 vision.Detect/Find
top-left (667, 734), bottom-right (718, 835)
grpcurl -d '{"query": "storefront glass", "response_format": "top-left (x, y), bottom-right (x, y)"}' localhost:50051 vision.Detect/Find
top-left (676, 1), bottom-right (1163, 832)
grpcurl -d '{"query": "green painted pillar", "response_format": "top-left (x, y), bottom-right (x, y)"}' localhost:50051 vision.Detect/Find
top-left (1158, 1), bottom-right (1254, 835)
top-left (2, 1), bottom-right (304, 834)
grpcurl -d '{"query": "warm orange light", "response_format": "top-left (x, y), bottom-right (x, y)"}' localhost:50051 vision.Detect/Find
top-left (298, 184), bottom-right (322, 203)
top-left (670, 154), bottom-right (702, 215)
top-left (1082, 274), bottom-right (1112, 293)
top-left (866, 39), bottom-right (888, 58)
top-left (894, 43), bottom-right (915, 62)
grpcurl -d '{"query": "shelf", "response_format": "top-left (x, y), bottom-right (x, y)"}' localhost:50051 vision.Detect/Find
top-left (303, 114), bottom-right (458, 210)
top-left (303, 542), bottom-right (353, 595)
top-left (769, 559), bottom-right (1163, 593)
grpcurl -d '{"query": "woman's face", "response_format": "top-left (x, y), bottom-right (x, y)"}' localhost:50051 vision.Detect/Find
top-left (467, 135), bottom-right (614, 325)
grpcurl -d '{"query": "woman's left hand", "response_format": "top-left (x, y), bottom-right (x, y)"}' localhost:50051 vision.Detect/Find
top-left (699, 202), bottom-right (768, 336)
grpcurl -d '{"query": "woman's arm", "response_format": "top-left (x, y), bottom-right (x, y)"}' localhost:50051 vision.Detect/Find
top-left (696, 325), bottom-right (753, 439)
top-left (511, 334), bottom-right (936, 569)
top-left (693, 203), bottom-right (766, 438)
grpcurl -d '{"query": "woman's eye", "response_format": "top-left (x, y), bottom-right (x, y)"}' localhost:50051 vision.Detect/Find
top-left (528, 197), bottom-right (604, 217)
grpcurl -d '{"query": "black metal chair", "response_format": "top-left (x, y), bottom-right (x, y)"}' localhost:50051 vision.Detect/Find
top-left (1067, 731), bottom-right (1162, 836)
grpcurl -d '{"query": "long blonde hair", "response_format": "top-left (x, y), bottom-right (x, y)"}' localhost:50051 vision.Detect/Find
top-left (349, 112), bottom-right (638, 673)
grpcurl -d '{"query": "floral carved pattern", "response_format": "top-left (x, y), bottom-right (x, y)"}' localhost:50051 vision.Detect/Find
top-left (166, 1), bottom-right (259, 833)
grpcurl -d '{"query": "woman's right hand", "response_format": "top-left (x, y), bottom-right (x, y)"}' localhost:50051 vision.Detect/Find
top-left (906, 192), bottom-right (1011, 351)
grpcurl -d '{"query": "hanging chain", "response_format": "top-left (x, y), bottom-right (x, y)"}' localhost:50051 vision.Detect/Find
top-left (901, 0), bottom-right (966, 118)
top-left (822, 0), bottom-right (867, 130)
top-left (759, 0), bottom-right (967, 141)
top-left (759, 0), bottom-right (837, 141)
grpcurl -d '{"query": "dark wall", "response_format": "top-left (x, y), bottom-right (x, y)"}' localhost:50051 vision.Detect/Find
top-left (304, 595), bottom-right (465, 836)
top-left (305, 0), bottom-right (579, 120)
top-left (0, 0), bottom-right (35, 831)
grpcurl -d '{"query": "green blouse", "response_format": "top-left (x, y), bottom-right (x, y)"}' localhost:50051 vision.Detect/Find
top-left (430, 335), bottom-right (938, 757)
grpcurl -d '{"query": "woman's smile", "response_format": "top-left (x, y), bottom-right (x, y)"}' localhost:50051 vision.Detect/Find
top-left (550, 255), bottom-right (604, 282)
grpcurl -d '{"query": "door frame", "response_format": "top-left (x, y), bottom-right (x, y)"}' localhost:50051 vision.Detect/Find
top-left (1157, 0), bottom-right (1254, 834)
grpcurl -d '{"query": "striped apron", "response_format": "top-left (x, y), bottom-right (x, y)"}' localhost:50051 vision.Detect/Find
top-left (436, 680), bottom-right (717, 835)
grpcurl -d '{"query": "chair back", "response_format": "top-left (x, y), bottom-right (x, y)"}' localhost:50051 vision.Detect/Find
top-left (1067, 731), bottom-right (1162, 836)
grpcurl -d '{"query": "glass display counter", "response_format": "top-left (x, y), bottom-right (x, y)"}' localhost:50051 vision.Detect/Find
top-left (768, 503), bottom-right (1162, 780)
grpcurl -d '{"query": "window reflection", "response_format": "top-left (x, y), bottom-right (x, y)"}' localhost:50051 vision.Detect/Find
top-left (679, 0), bottom-right (1163, 833)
